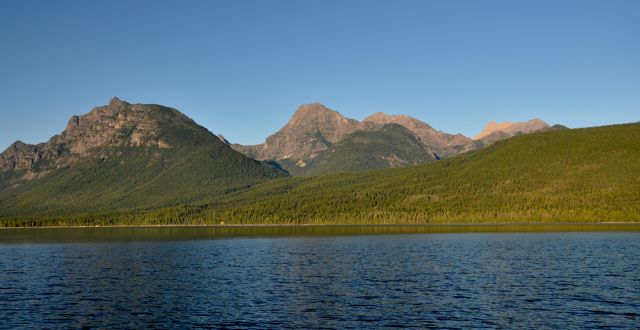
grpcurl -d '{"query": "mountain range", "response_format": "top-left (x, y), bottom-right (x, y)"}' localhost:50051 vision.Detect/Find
top-left (0, 98), bottom-right (560, 187)
top-left (4, 97), bottom-right (632, 226)
top-left (226, 102), bottom-right (556, 175)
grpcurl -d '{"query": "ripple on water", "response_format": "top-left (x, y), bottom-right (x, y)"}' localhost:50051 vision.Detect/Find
top-left (0, 232), bottom-right (639, 328)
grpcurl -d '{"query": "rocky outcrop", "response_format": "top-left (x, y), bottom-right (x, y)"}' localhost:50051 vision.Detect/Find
top-left (242, 103), bottom-right (483, 164)
top-left (208, 103), bottom-right (557, 175)
top-left (258, 103), bottom-right (360, 161)
top-left (475, 119), bottom-right (550, 142)
top-left (0, 97), bottom-right (205, 174)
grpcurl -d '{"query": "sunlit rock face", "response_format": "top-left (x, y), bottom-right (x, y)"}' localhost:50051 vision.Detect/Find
top-left (0, 97), bottom-right (201, 174)
top-left (258, 103), bottom-right (360, 161)
top-left (239, 103), bottom-right (481, 165)
top-left (475, 119), bottom-right (550, 144)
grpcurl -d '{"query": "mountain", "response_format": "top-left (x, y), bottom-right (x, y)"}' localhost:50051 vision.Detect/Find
top-left (1, 97), bottom-right (189, 174)
top-left (257, 103), bottom-right (360, 161)
top-left (6, 122), bottom-right (637, 226)
top-left (278, 124), bottom-right (437, 175)
top-left (541, 124), bottom-right (570, 132)
top-left (231, 103), bottom-right (479, 175)
top-left (361, 112), bottom-right (479, 157)
top-left (474, 119), bottom-right (550, 143)
top-left (193, 123), bottom-right (640, 224)
top-left (0, 97), bottom-right (286, 216)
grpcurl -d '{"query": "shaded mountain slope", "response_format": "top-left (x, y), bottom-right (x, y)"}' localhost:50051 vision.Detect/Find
top-left (257, 103), bottom-right (360, 161)
top-left (207, 123), bottom-right (640, 224)
top-left (362, 112), bottom-right (479, 157)
top-left (0, 98), bottom-right (286, 216)
top-left (280, 124), bottom-right (437, 175)
top-left (231, 103), bottom-right (482, 174)
top-left (4, 123), bottom-right (638, 226)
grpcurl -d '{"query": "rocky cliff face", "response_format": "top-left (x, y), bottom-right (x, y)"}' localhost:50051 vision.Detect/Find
top-left (0, 97), bottom-right (210, 174)
top-left (241, 103), bottom-right (481, 164)
top-left (226, 103), bottom-right (558, 175)
top-left (0, 98), bottom-right (288, 214)
top-left (258, 103), bottom-right (360, 161)
top-left (226, 103), bottom-right (486, 174)
top-left (474, 119), bottom-right (550, 142)
top-left (297, 123), bottom-right (437, 175)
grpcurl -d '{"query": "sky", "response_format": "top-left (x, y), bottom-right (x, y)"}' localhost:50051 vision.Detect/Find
top-left (0, 0), bottom-right (638, 149)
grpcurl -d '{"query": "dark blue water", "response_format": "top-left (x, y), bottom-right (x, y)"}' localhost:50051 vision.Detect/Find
top-left (1, 230), bottom-right (639, 328)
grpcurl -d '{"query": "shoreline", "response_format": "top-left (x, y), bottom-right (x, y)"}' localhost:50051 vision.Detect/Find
top-left (2, 222), bottom-right (640, 230)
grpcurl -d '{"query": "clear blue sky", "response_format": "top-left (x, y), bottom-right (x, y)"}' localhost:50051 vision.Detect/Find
top-left (1, 0), bottom-right (638, 149)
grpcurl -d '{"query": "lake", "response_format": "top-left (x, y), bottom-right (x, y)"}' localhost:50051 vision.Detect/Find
top-left (1, 225), bottom-right (639, 328)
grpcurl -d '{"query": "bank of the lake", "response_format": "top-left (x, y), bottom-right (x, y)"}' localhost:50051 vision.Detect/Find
top-left (1, 223), bottom-right (640, 244)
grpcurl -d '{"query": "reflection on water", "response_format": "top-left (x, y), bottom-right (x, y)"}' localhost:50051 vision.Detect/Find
top-left (1, 223), bottom-right (639, 244)
top-left (0, 228), bottom-right (639, 328)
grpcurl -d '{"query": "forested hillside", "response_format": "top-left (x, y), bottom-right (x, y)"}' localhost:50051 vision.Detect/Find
top-left (0, 98), bottom-right (287, 216)
top-left (2, 123), bottom-right (638, 226)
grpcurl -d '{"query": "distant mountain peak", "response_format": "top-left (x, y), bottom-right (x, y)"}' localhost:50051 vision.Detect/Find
top-left (363, 112), bottom-right (410, 122)
top-left (361, 111), bottom-right (477, 156)
top-left (9, 140), bottom-right (28, 148)
top-left (475, 119), bottom-right (550, 140)
top-left (0, 97), bottom-right (211, 174)
top-left (475, 120), bottom-right (514, 139)
top-left (258, 103), bottom-right (360, 161)
top-left (363, 112), bottom-right (426, 128)
top-left (109, 96), bottom-right (125, 107)
top-left (244, 103), bottom-right (481, 164)
top-left (288, 103), bottom-right (352, 126)
top-left (527, 118), bottom-right (547, 125)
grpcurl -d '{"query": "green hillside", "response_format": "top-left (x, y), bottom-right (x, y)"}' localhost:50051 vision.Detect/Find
top-left (0, 103), bottom-right (286, 216)
top-left (280, 124), bottom-right (436, 175)
top-left (0, 144), bottom-right (285, 216)
top-left (1, 123), bottom-right (639, 226)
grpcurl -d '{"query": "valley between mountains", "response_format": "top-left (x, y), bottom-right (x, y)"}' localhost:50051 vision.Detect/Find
top-left (0, 98), bottom-right (637, 226)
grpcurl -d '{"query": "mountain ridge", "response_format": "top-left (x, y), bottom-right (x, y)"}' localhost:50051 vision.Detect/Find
top-left (228, 103), bottom-right (551, 174)
top-left (3, 122), bottom-right (637, 226)
top-left (0, 98), bottom-right (287, 214)
top-left (0, 98), bottom-right (559, 182)
top-left (0, 97), bottom-right (200, 173)
top-left (474, 119), bottom-right (550, 140)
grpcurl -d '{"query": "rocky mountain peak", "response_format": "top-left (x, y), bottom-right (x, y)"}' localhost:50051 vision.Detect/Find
top-left (257, 103), bottom-right (360, 161)
top-left (475, 120), bottom-right (514, 140)
top-left (362, 112), bottom-right (429, 132)
top-left (360, 111), bottom-right (476, 156)
top-left (109, 96), bottom-right (125, 107)
top-left (363, 112), bottom-right (410, 123)
top-left (0, 98), bottom-right (207, 174)
top-left (9, 140), bottom-right (28, 149)
top-left (288, 103), bottom-right (356, 127)
top-left (247, 103), bottom-right (482, 162)
top-left (475, 119), bottom-right (550, 140)
top-left (527, 118), bottom-right (547, 126)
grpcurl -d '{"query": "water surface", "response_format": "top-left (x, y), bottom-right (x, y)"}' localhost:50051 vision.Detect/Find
top-left (1, 227), bottom-right (639, 328)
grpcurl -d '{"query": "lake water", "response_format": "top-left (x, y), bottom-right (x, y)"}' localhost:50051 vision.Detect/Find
top-left (1, 226), bottom-right (639, 328)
